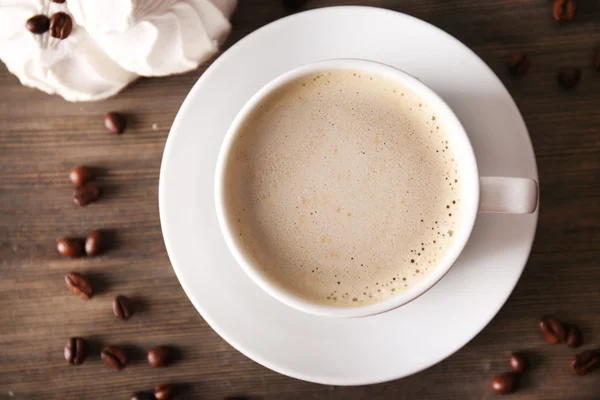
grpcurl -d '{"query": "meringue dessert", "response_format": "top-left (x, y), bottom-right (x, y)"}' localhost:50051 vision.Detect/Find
top-left (0, 0), bottom-right (237, 101)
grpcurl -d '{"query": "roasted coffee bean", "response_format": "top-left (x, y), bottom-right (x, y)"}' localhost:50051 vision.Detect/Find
top-left (101, 346), bottom-right (128, 370)
top-left (104, 112), bottom-right (126, 134)
top-left (131, 392), bottom-right (153, 400)
top-left (148, 346), bottom-right (170, 368)
top-left (65, 272), bottom-right (93, 300)
top-left (49, 12), bottom-right (72, 40)
top-left (155, 384), bottom-right (175, 400)
top-left (113, 295), bottom-right (134, 320)
top-left (558, 67), bottom-right (581, 89)
top-left (69, 165), bottom-right (93, 186)
top-left (539, 315), bottom-right (566, 344)
top-left (509, 352), bottom-right (527, 373)
top-left (73, 185), bottom-right (101, 206)
top-left (571, 350), bottom-right (599, 375)
top-left (85, 229), bottom-right (104, 256)
top-left (566, 325), bottom-right (583, 348)
top-left (507, 52), bottom-right (530, 76)
top-left (64, 337), bottom-right (87, 365)
top-left (26, 15), bottom-right (50, 34)
top-left (593, 45), bottom-right (600, 70)
top-left (491, 372), bottom-right (518, 395)
top-left (57, 237), bottom-right (83, 258)
top-left (553, 0), bottom-right (576, 22)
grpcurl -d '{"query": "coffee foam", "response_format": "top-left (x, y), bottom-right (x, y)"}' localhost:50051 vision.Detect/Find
top-left (223, 69), bottom-right (462, 306)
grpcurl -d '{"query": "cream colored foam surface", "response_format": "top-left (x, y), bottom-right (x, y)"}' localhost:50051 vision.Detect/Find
top-left (223, 69), bottom-right (462, 306)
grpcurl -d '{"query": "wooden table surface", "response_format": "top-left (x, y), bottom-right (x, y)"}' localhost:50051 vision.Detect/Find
top-left (1, 1), bottom-right (599, 399)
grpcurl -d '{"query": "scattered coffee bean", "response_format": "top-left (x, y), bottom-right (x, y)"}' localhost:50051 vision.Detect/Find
top-left (101, 346), bottom-right (128, 370)
top-left (552, 0), bottom-right (576, 22)
top-left (73, 185), bottom-right (101, 206)
top-left (507, 52), bottom-right (530, 76)
top-left (113, 295), bottom-right (134, 320)
top-left (85, 229), bottom-right (104, 256)
top-left (593, 45), bottom-right (600, 70)
top-left (566, 325), bottom-right (583, 348)
top-left (65, 272), bottom-right (93, 300)
top-left (64, 337), bottom-right (87, 365)
top-left (148, 346), bottom-right (170, 368)
top-left (539, 315), bottom-right (566, 344)
top-left (509, 352), bottom-right (527, 373)
top-left (105, 112), bottom-right (127, 134)
top-left (571, 349), bottom-right (599, 375)
top-left (558, 67), bottom-right (581, 89)
top-left (491, 372), bottom-right (518, 395)
top-left (155, 384), bottom-right (175, 400)
top-left (69, 165), bottom-right (93, 186)
top-left (131, 392), bottom-right (153, 400)
top-left (26, 15), bottom-right (50, 34)
top-left (57, 236), bottom-right (83, 258)
top-left (49, 12), bottom-right (72, 40)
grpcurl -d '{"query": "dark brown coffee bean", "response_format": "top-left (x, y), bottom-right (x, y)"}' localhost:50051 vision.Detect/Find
top-left (49, 12), bottom-right (72, 40)
top-left (553, 0), bottom-right (576, 22)
top-left (558, 67), bottom-right (581, 89)
top-left (491, 372), bottom-right (518, 395)
top-left (509, 352), bottom-right (527, 373)
top-left (593, 45), bottom-right (600, 70)
top-left (539, 315), bottom-right (566, 344)
top-left (113, 295), bottom-right (134, 320)
top-left (566, 325), bottom-right (583, 348)
top-left (57, 237), bottom-right (83, 258)
top-left (155, 384), bottom-right (175, 400)
top-left (73, 185), bottom-right (101, 206)
top-left (101, 346), bottom-right (128, 370)
top-left (26, 15), bottom-right (50, 34)
top-left (507, 52), bottom-right (530, 76)
top-left (65, 272), bottom-right (93, 300)
top-left (148, 346), bottom-right (170, 368)
top-left (64, 337), bottom-right (87, 365)
top-left (104, 112), bottom-right (126, 134)
top-left (571, 349), bottom-right (599, 375)
top-left (85, 229), bottom-right (104, 256)
top-left (69, 166), bottom-right (93, 186)
top-left (131, 392), bottom-right (153, 400)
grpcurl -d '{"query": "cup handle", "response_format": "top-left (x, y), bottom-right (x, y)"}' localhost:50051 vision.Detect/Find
top-left (479, 177), bottom-right (538, 214)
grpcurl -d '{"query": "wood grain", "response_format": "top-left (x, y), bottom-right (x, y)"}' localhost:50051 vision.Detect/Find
top-left (1, 0), bottom-right (599, 399)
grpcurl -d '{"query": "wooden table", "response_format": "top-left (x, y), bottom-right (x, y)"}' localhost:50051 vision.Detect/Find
top-left (1, 1), bottom-right (599, 399)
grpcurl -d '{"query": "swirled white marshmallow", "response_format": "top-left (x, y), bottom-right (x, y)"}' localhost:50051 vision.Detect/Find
top-left (0, 0), bottom-right (137, 102)
top-left (68, 0), bottom-right (236, 77)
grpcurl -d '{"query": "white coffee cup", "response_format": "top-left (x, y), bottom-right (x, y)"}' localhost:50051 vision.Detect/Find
top-left (214, 59), bottom-right (538, 318)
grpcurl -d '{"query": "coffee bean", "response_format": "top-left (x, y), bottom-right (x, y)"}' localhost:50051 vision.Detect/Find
top-left (101, 346), bottom-right (128, 370)
top-left (539, 315), bottom-right (566, 344)
top-left (64, 337), bottom-right (87, 365)
top-left (57, 237), bottom-right (83, 258)
top-left (49, 12), bottom-right (72, 40)
top-left (113, 295), bottom-right (134, 320)
top-left (571, 349), bottom-right (599, 375)
top-left (73, 185), bottom-right (101, 206)
top-left (148, 346), bottom-right (170, 368)
top-left (509, 352), bottom-right (527, 373)
top-left (105, 112), bottom-right (126, 134)
top-left (155, 384), bottom-right (175, 400)
top-left (26, 15), bottom-right (50, 34)
top-left (85, 229), bottom-right (104, 256)
top-left (558, 67), bottom-right (581, 89)
top-left (593, 45), bottom-right (600, 70)
top-left (491, 372), bottom-right (518, 395)
top-left (69, 166), bottom-right (93, 186)
top-left (507, 52), bottom-right (530, 76)
top-left (566, 325), bottom-right (583, 348)
top-left (553, 0), bottom-right (576, 22)
top-left (131, 392), bottom-right (153, 400)
top-left (65, 272), bottom-right (93, 300)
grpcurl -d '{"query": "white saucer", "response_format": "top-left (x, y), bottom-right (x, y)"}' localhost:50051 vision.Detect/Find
top-left (159, 6), bottom-right (539, 385)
